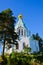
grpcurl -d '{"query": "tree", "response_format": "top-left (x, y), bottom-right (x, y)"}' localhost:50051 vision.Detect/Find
top-left (24, 44), bottom-right (31, 54)
top-left (0, 9), bottom-right (18, 58)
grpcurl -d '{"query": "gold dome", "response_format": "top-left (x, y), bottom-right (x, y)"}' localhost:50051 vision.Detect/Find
top-left (18, 14), bottom-right (23, 19)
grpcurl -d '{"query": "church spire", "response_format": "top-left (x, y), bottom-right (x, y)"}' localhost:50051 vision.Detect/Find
top-left (15, 14), bottom-right (24, 29)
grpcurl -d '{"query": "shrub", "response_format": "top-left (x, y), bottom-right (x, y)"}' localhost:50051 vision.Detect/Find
top-left (40, 62), bottom-right (43, 65)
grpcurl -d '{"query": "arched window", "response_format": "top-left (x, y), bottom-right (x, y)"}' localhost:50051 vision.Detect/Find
top-left (18, 29), bottom-right (20, 35)
top-left (21, 29), bottom-right (23, 36)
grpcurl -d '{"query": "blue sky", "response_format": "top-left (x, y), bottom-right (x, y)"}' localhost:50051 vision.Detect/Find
top-left (0, 0), bottom-right (43, 54)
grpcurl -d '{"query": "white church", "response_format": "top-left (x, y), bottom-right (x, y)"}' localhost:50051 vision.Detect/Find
top-left (5, 14), bottom-right (39, 54)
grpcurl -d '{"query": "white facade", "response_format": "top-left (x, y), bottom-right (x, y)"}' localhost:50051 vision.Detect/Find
top-left (5, 14), bottom-right (39, 54)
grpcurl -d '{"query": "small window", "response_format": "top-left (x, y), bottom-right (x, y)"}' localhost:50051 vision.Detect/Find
top-left (21, 29), bottom-right (23, 36)
top-left (18, 29), bottom-right (20, 35)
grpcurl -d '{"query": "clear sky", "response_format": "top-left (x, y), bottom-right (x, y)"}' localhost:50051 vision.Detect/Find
top-left (0, 0), bottom-right (43, 54)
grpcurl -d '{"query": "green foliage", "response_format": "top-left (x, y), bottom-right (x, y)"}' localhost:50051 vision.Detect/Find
top-left (40, 62), bottom-right (43, 65)
top-left (29, 59), bottom-right (35, 65)
top-left (3, 56), bottom-right (8, 65)
top-left (0, 51), bottom-right (43, 65)
top-left (0, 9), bottom-right (18, 58)
top-left (9, 51), bottom-right (33, 65)
top-left (0, 56), bottom-right (3, 63)
top-left (24, 44), bottom-right (31, 54)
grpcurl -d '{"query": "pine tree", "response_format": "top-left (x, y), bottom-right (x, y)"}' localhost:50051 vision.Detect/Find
top-left (0, 9), bottom-right (18, 58)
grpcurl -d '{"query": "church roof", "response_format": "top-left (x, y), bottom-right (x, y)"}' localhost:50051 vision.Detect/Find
top-left (15, 14), bottom-right (27, 29)
top-left (15, 14), bottom-right (31, 36)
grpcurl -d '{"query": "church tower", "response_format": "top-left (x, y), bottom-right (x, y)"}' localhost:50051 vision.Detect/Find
top-left (15, 14), bottom-right (30, 52)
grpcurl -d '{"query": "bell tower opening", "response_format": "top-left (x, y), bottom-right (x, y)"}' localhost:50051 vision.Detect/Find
top-left (18, 29), bottom-right (20, 36)
top-left (21, 29), bottom-right (23, 36)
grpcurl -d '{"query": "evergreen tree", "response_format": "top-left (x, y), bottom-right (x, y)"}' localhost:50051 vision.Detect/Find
top-left (0, 9), bottom-right (18, 58)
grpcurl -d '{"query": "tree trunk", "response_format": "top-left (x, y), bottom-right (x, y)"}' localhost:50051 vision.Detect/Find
top-left (2, 39), bottom-right (5, 58)
top-left (2, 34), bottom-right (6, 59)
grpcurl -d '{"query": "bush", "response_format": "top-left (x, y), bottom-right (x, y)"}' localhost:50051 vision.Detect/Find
top-left (0, 51), bottom-right (43, 65)
top-left (0, 56), bottom-right (3, 63)
top-left (40, 62), bottom-right (43, 65)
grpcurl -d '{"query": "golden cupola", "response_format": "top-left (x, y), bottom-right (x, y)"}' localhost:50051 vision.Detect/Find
top-left (18, 14), bottom-right (23, 19)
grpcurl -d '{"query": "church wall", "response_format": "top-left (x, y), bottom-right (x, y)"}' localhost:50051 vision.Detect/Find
top-left (30, 39), bottom-right (39, 53)
top-left (18, 37), bottom-right (30, 51)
